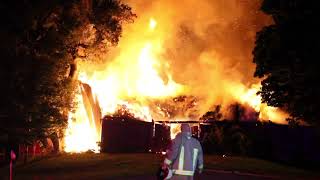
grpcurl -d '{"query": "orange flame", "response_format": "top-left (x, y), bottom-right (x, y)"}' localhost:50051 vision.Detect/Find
top-left (64, 89), bottom-right (100, 153)
top-left (64, 18), bottom-right (184, 152)
top-left (64, 14), bottom-right (287, 152)
top-left (231, 83), bottom-right (288, 124)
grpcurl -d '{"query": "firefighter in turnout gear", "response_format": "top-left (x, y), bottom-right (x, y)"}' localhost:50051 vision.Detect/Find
top-left (162, 123), bottom-right (204, 180)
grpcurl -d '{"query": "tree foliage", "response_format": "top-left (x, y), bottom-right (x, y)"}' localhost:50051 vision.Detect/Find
top-left (253, 0), bottom-right (320, 126)
top-left (0, 0), bottom-right (136, 144)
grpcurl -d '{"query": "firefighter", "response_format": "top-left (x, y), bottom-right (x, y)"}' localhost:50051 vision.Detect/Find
top-left (162, 123), bottom-right (203, 180)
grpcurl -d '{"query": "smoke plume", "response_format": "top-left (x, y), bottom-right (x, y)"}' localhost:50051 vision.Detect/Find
top-left (121, 0), bottom-right (272, 118)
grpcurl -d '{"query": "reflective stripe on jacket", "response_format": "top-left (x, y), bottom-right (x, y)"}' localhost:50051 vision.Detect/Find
top-left (164, 132), bottom-right (203, 176)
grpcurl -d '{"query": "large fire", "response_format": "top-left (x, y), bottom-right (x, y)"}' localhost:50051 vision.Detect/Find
top-left (64, 18), bottom-right (184, 152)
top-left (64, 1), bottom-right (288, 153)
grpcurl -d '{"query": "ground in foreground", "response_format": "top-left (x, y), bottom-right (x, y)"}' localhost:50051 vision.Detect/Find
top-left (0, 153), bottom-right (318, 180)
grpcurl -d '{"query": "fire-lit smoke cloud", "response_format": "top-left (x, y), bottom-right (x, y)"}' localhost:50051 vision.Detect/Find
top-left (65, 0), bottom-right (288, 153)
top-left (122, 0), bottom-right (276, 118)
top-left (77, 0), bottom-right (287, 123)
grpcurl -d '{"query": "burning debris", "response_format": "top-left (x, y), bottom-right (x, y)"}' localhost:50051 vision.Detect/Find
top-left (150, 95), bottom-right (200, 120)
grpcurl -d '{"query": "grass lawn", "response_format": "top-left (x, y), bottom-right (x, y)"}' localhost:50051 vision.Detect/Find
top-left (204, 155), bottom-right (319, 179)
top-left (0, 153), bottom-right (318, 179)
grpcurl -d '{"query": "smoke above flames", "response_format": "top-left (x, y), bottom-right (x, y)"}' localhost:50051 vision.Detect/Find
top-left (76, 0), bottom-right (287, 122)
top-left (121, 0), bottom-right (276, 119)
top-left (64, 0), bottom-right (290, 153)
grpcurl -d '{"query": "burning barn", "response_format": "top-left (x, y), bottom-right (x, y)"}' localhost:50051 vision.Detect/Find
top-left (63, 0), bottom-right (293, 154)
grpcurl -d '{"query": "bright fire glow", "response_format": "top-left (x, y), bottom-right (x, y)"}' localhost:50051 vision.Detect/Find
top-left (149, 18), bottom-right (157, 30)
top-left (231, 83), bottom-right (288, 124)
top-left (64, 18), bottom-right (184, 152)
top-left (64, 90), bottom-right (100, 153)
top-left (64, 15), bottom-right (288, 152)
top-left (170, 123), bottom-right (181, 139)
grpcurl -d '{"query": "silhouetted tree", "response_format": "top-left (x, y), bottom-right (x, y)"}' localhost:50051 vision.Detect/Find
top-left (0, 0), bottom-right (135, 146)
top-left (253, 0), bottom-right (320, 126)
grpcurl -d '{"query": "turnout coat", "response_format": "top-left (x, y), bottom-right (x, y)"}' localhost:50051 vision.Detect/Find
top-left (164, 127), bottom-right (203, 178)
